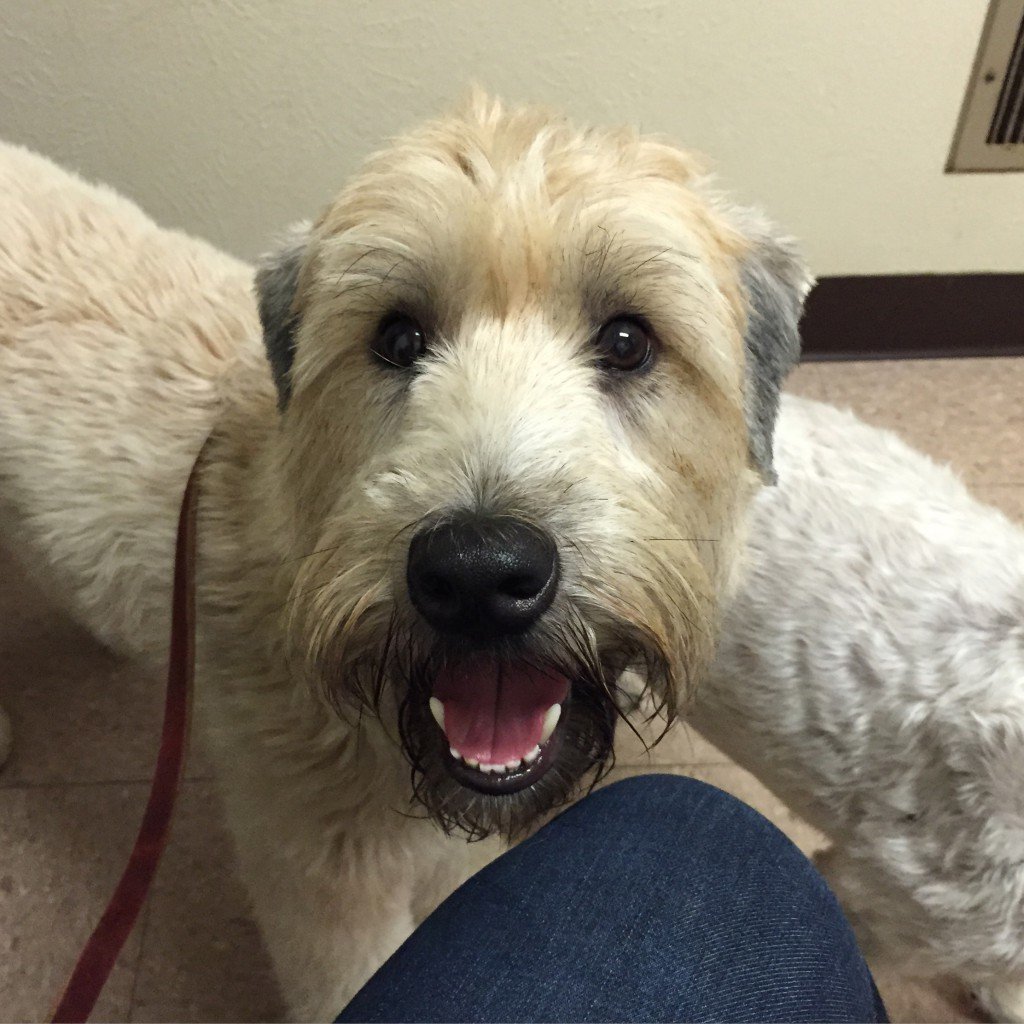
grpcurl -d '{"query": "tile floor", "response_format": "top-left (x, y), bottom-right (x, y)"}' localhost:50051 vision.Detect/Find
top-left (3, 356), bottom-right (1022, 1023)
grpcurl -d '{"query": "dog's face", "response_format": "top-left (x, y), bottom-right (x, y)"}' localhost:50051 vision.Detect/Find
top-left (258, 96), bottom-right (809, 837)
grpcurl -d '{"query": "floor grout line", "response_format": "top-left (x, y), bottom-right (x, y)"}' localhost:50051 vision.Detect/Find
top-left (616, 760), bottom-right (731, 770)
top-left (126, 892), bottom-right (155, 1022)
top-left (0, 776), bottom-right (152, 792)
top-left (0, 773), bottom-right (216, 792)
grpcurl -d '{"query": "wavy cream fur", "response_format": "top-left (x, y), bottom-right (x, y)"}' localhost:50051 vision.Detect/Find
top-left (2, 111), bottom-right (1019, 1021)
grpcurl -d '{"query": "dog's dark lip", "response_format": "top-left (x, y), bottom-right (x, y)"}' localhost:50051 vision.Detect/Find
top-left (441, 714), bottom-right (566, 796)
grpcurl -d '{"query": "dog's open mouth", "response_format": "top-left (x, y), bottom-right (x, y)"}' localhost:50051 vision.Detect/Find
top-left (428, 656), bottom-right (570, 795)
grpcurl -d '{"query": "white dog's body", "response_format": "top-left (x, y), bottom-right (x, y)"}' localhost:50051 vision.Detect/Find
top-left (1, 132), bottom-right (1022, 1021)
top-left (698, 400), bottom-right (1024, 1019)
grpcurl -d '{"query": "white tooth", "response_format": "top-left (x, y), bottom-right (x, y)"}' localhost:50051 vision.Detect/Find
top-left (491, 763), bottom-right (507, 774)
top-left (540, 703), bottom-right (562, 744)
top-left (429, 698), bottom-right (445, 732)
top-left (523, 745), bottom-right (541, 764)
top-left (450, 746), bottom-right (462, 761)
top-left (465, 757), bottom-right (479, 768)
top-left (505, 758), bottom-right (521, 771)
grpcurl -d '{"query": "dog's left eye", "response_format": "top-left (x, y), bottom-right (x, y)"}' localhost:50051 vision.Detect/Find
top-left (372, 314), bottom-right (427, 369)
top-left (594, 317), bottom-right (653, 372)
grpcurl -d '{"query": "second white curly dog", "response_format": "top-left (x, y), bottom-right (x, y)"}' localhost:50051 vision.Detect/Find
top-left (695, 395), bottom-right (1024, 1021)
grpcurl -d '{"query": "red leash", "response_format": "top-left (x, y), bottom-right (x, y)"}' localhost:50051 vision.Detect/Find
top-left (50, 451), bottom-right (202, 1023)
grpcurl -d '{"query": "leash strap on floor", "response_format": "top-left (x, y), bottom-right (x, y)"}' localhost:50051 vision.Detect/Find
top-left (50, 450), bottom-right (202, 1023)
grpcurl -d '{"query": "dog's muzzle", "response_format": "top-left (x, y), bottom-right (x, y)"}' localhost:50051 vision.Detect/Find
top-left (406, 514), bottom-right (566, 794)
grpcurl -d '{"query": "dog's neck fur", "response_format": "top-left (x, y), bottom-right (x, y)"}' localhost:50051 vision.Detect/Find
top-left (193, 341), bottom-right (429, 840)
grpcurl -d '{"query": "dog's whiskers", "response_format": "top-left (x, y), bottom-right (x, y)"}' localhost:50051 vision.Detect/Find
top-left (640, 537), bottom-right (720, 543)
top-left (276, 543), bottom-right (346, 568)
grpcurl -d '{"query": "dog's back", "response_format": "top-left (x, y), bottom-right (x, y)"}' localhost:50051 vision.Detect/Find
top-left (695, 394), bottom-right (1024, 988)
top-left (0, 142), bottom-right (259, 658)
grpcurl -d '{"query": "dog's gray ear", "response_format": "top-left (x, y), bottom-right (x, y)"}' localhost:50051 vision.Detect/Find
top-left (256, 221), bottom-right (311, 408)
top-left (734, 213), bottom-right (813, 483)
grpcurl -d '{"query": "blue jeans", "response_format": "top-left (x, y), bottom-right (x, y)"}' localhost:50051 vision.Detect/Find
top-left (337, 775), bottom-right (887, 1023)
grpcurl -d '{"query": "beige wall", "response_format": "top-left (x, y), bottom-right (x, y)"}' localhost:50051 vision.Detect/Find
top-left (1, 0), bottom-right (1019, 276)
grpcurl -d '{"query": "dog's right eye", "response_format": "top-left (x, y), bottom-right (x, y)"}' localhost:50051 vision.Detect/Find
top-left (372, 315), bottom-right (427, 369)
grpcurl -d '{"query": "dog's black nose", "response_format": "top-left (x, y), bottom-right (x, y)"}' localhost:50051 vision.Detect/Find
top-left (407, 515), bottom-right (559, 638)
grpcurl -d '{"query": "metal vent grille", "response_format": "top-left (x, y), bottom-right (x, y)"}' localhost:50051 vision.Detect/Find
top-left (948, 0), bottom-right (1024, 171)
top-left (988, 7), bottom-right (1024, 143)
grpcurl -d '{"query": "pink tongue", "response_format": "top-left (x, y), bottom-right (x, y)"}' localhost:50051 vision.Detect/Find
top-left (433, 658), bottom-right (569, 765)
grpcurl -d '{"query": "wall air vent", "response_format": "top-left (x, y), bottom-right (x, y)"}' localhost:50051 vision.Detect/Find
top-left (948, 0), bottom-right (1024, 171)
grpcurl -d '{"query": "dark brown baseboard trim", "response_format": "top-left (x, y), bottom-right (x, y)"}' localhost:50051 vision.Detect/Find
top-left (799, 273), bottom-right (1024, 361)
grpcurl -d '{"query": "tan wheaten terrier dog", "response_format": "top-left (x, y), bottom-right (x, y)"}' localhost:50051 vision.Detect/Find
top-left (0, 95), bottom-right (808, 1017)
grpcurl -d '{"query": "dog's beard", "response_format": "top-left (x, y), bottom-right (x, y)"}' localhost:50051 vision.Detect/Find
top-left (312, 602), bottom-right (683, 840)
top-left (286, 533), bottom-right (714, 840)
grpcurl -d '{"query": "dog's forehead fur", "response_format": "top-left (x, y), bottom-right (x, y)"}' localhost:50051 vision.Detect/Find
top-left (284, 101), bottom-right (760, 512)
top-left (300, 98), bottom-right (749, 374)
top-left (259, 96), bottom-right (809, 498)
